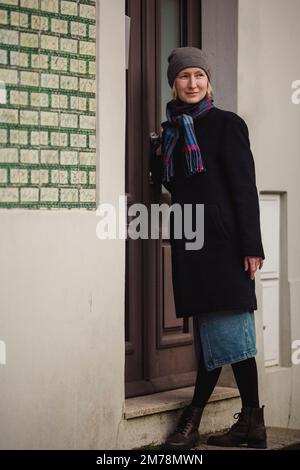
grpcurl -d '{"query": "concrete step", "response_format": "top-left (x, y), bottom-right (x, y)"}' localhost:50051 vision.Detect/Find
top-left (121, 386), bottom-right (300, 450)
top-left (119, 386), bottom-right (241, 449)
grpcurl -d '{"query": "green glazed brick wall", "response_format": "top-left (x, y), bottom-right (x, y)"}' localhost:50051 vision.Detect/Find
top-left (0, 0), bottom-right (96, 209)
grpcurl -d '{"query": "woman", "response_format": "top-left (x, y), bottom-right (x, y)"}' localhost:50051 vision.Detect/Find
top-left (154, 47), bottom-right (267, 450)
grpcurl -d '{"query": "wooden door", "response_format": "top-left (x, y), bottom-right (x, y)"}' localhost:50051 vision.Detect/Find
top-left (125, 0), bottom-right (238, 398)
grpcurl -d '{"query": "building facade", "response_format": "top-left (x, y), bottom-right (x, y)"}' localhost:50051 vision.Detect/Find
top-left (0, 0), bottom-right (299, 449)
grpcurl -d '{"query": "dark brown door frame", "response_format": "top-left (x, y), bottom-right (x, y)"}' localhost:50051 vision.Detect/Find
top-left (125, 0), bottom-right (144, 392)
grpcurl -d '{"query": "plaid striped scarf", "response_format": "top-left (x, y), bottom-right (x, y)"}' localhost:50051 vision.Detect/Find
top-left (161, 95), bottom-right (214, 182)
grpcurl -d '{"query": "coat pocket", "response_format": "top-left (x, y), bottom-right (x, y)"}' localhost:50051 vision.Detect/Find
top-left (205, 204), bottom-right (229, 244)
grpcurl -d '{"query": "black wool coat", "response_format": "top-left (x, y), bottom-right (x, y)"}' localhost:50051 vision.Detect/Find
top-left (152, 107), bottom-right (265, 318)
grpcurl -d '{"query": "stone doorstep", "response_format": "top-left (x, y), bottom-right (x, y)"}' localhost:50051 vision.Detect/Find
top-left (124, 388), bottom-right (300, 451)
top-left (124, 385), bottom-right (240, 420)
top-left (197, 427), bottom-right (300, 450)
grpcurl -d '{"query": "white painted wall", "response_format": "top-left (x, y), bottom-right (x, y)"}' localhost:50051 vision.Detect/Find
top-left (238, 0), bottom-right (300, 428)
top-left (0, 0), bottom-right (126, 449)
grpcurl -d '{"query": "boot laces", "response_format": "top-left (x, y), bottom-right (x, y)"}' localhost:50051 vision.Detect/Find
top-left (230, 412), bottom-right (243, 431)
top-left (176, 417), bottom-right (193, 434)
top-left (175, 407), bottom-right (194, 434)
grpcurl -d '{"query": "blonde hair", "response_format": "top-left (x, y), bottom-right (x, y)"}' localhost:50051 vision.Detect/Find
top-left (172, 76), bottom-right (213, 100)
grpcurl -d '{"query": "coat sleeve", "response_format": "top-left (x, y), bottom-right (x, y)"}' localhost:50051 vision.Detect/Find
top-left (222, 113), bottom-right (265, 259)
top-left (149, 143), bottom-right (172, 192)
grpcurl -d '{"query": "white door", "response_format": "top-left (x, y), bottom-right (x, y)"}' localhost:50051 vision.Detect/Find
top-left (259, 195), bottom-right (281, 366)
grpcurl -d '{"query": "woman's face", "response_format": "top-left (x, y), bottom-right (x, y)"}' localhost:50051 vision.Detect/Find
top-left (174, 67), bottom-right (209, 104)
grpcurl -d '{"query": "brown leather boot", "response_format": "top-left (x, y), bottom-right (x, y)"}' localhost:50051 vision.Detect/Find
top-left (207, 406), bottom-right (267, 448)
top-left (163, 404), bottom-right (204, 450)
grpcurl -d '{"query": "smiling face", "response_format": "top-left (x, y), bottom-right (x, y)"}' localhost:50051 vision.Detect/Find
top-left (174, 67), bottom-right (209, 104)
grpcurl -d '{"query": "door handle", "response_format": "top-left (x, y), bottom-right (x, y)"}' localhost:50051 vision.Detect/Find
top-left (150, 131), bottom-right (161, 150)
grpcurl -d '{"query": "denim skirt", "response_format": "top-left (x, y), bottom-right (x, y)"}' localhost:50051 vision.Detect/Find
top-left (193, 310), bottom-right (257, 371)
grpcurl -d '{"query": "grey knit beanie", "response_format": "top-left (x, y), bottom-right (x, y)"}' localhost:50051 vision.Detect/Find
top-left (167, 47), bottom-right (210, 88)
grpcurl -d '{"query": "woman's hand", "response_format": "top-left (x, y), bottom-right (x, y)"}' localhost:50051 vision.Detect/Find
top-left (244, 256), bottom-right (264, 280)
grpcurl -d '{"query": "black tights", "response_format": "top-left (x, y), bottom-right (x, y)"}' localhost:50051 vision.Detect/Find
top-left (191, 342), bottom-right (260, 409)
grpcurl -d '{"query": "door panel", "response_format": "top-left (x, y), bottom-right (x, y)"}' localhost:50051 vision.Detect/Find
top-left (125, 0), bottom-right (144, 387)
top-left (160, 0), bottom-right (181, 121)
